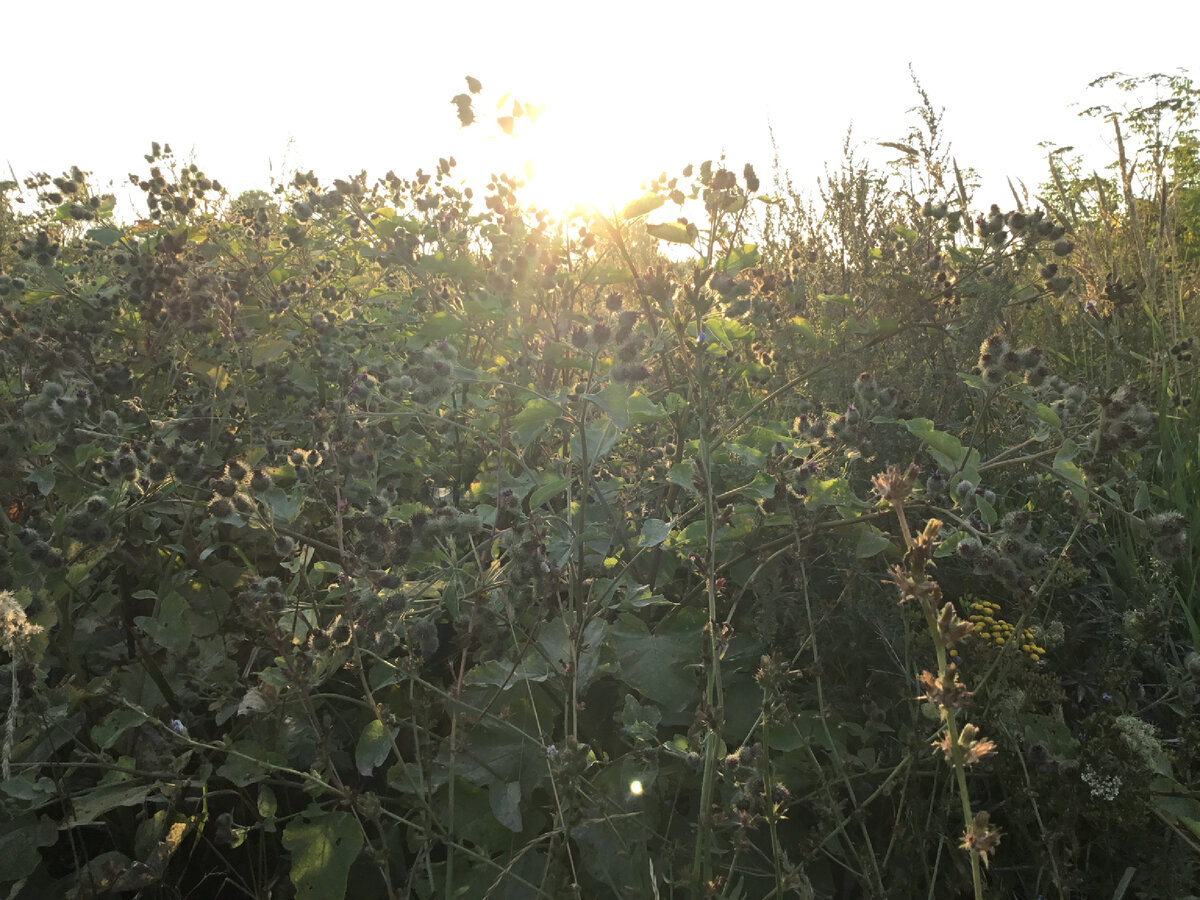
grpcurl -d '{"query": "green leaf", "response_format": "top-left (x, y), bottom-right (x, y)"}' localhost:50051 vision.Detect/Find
top-left (464, 657), bottom-right (551, 689)
top-left (853, 524), bottom-right (893, 558)
top-left (569, 419), bottom-right (621, 464)
top-left (1133, 481), bottom-right (1151, 513)
top-left (251, 337), bottom-right (293, 366)
top-left (258, 784), bottom-right (278, 819)
top-left (903, 418), bottom-right (978, 476)
top-left (608, 608), bottom-right (705, 711)
top-left (135, 590), bottom-right (193, 652)
top-left (355, 720), bottom-right (396, 776)
top-left (719, 243), bottom-right (760, 275)
top-left (511, 398), bottom-right (562, 444)
top-left (86, 226), bottom-right (123, 246)
top-left (489, 781), bottom-right (524, 832)
top-left (590, 382), bottom-right (664, 430)
top-left (412, 311), bottom-right (464, 343)
top-left (528, 475), bottom-right (570, 509)
top-left (282, 808), bottom-right (364, 900)
top-left (805, 477), bottom-right (871, 511)
top-left (638, 518), bottom-right (671, 548)
top-left (725, 442), bottom-right (765, 469)
top-left (620, 194), bottom-right (665, 220)
top-left (91, 708), bottom-right (145, 750)
top-left (646, 221), bottom-right (695, 244)
top-left (218, 740), bottom-right (287, 788)
top-left (1053, 439), bottom-right (1087, 506)
top-left (261, 485), bottom-right (304, 524)
top-left (28, 464), bottom-right (55, 495)
top-left (667, 460), bottom-right (697, 494)
top-left (0, 816), bottom-right (57, 881)
top-left (974, 493), bottom-right (997, 527)
top-left (934, 529), bottom-right (966, 558)
top-left (71, 780), bottom-right (157, 824)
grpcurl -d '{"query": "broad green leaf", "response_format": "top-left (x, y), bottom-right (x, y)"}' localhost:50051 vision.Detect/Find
top-left (638, 518), bottom-right (671, 548)
top-left (667, 460), bottom-right (697, 494)
top-left (28, 465), bottom-right (55, 495)
top-left (135, 591), bottom-right (192, 652)
top-left (853, 524), bottom-right (893, 558)
top-left (903, 418), bottom-right (978, 476)
top-left (1034, 403), bottom-right (1061, 428)
top-left (282, 808), bottom-right (363, 900)
top-left (91, 708), bottom-right (145, 750)
top-left (703, 316), bottom-right (753, 350)
top-left (934, 529), bottom-right (966, 557)
top-left (510, 398), bottom-right (562, 444)
top-left (621, 194), bottom-right (665, 220)
top-left (355, 720), bottom-right (397, 776)
top-left (0, 816), bottom-right (58, 880)
top-left (719, 243), bottom-right (760, 275)
top-left (0, 774), bottom-right (56, 801)
top-left (71, 780), bottom-right (157, 824)
top-left (489, 781), bottom-right (524, 832)
top-left (646, 221), bottom-right (695, 244)
top-left (805, 477), bottom-right (871, 511)
top-left (86, 226), bottom-right (123, 246)
top-left (251, 338), bottom-right (293, 366)
top-left (620, 694), bottom-right (662, 743)
top-left (725, 442), bottom-right (765, 469)
top-left (590, 382), bottom-right (665, 430)
top-left (1133, 481), bottom-right (1150, 512)
top-left (787, 316), bottom-right (818, 341)
top-left (218, 740), bottom-right (288, 788)
top-left (569, 419), bottom-right (621, 464)
top-left (974, 493), bottom-right (997, 527)
top-left (412, 311), bottom-right (464, 343)
top-left (608, 608), bottom-right (705, 711)
top-left (464, 657), bottom-right (551, 689)
top-left (261, 485), bottom-right (304, 524)
top-left (529, 475), bottom-right (570, 509)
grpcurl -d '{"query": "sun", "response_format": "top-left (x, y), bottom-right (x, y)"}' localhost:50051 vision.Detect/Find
top-left (479, 104), bottom-right (655, 220)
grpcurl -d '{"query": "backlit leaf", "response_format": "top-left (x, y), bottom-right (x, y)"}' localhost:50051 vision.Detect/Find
top-left (646, 221), bottom-right (696, 244)
top-left (621, 194), bottom-right (665, 220)
top-left (282, 808), bottom-right (363, 900)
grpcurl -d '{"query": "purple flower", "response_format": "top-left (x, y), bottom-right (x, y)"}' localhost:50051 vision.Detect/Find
top-left (697, 332), bottom-right (706, 345)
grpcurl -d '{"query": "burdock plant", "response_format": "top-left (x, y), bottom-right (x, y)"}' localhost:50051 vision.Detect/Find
top-left (872, 464), bottom-right (1000, 899)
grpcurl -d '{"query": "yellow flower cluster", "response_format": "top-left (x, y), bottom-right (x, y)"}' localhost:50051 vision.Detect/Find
top-left (963, 596), bottom-right (1045, 662)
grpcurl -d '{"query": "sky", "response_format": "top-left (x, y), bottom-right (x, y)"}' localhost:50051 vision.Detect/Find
top-left (6, 1), bottom-right (1197, 219)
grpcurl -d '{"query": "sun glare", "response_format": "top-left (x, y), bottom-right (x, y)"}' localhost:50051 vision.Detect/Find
top-left (489, 106), bottom-right (656, 219)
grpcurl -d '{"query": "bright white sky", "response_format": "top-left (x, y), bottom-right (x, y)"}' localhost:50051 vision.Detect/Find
top-left (6, 1), bottom-right (1196, 219)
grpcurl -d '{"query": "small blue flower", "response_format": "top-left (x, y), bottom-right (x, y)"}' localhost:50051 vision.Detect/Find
top-left (1101, 692), bottom-right (1112, 702)
top-left (169, 718), bottom-right (186, 735)
top-left (697, 332), bottom-right (706, 345)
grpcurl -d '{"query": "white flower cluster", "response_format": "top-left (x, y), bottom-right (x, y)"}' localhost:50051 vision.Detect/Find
top-left (1081, 764), bottom-right (1123, 801)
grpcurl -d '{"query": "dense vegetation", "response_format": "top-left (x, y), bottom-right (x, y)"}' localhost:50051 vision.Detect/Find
top-left (3, 72), bottom-right (1200, 899)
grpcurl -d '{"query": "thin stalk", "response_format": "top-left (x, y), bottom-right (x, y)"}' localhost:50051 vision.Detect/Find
top-left (691, 317), bottom-right (725, 893)
top-left (888, 495), bottom-right (985, 900)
